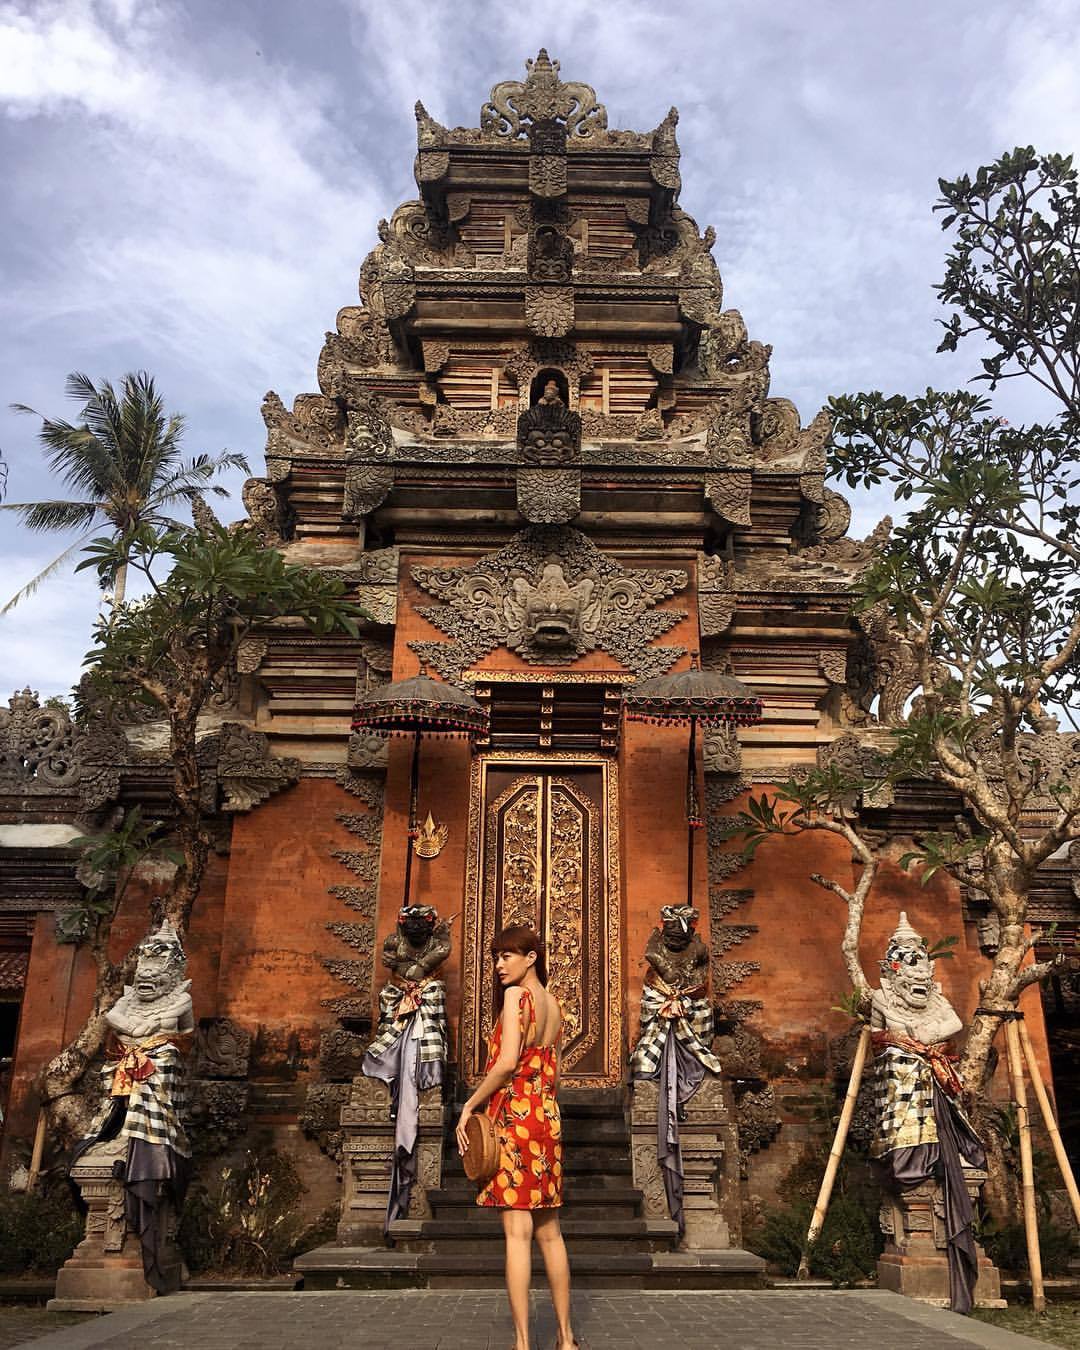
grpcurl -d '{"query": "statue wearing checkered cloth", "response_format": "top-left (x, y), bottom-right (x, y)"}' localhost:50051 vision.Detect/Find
top-left (630, 906), bottom-right (721, 1238)
top-left (362, 905), bottom-right (451, 1228)
top-left (870, 912), bottom-right (986, 1315)
top-left (73, 918), bottom-right (193, 1293)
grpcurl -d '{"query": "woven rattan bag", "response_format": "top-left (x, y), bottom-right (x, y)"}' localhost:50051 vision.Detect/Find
top-left (462, 1111), bottom-right (499, 1186)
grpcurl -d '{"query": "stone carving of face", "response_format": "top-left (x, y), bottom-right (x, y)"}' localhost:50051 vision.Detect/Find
top-left (400, 906), bottom-right (438, 947)
top-left (519, 560), bottom-right (592, 649)
top-left (524, 424), bottom-right (574, 462)
top-left (882, 940), bottom-right (934, 1011)
top-left (661, 905), bottom-right (698, 951)
top-left (133, 934), bottom-right (185, 1004)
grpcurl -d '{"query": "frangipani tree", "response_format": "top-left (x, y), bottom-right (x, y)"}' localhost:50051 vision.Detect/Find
top-left (733, 149), bottom-right (1079, 1092)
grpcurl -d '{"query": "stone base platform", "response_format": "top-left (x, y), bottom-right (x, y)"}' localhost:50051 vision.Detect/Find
top-left (877, 1251), bottom-right (1007, 1309)
top-left (7, 1289), bottom-right (1051, 1350)
top-left (294, 1243), bottom-right (767, 1290)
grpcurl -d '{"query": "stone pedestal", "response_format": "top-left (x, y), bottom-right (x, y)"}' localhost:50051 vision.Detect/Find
top-left (337, 1076), bottom-right (443, 1244)
top-left (630, 1075), bottom-right (740, 1249)
top-left (49, 1138), bottom-right (181, 1311)
top-left (877, 1166), bottom-right (1004, 1308)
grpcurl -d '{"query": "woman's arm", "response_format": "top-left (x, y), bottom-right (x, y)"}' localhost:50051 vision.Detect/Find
top-left (456, 989), bottom-right (523, 1156)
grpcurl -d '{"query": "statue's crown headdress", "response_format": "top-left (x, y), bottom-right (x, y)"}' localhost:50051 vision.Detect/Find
top-left (661, 904), bottom-right (699, 930)
top-left (140, 916), bottom-right (186, 962)
top-left (883, 911), bottom-right (928, 969)
top-left (400, 904), bottom-right (437, 922)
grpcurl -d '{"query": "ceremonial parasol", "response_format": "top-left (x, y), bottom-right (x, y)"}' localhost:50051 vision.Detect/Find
top-left (624, 664), bottom-right (763, 902)
top-left (352, 674), bottom-right (490, 907)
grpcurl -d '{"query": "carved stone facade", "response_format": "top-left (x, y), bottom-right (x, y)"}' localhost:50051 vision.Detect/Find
top-left (410, 527), bottom-right (688, 683)
top-left (5, 48), bottom-right (1070, 1291)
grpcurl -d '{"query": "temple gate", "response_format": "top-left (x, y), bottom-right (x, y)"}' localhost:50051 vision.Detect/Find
top-left (461, 755), bottom-right (621, 1086)
top-left (0, 50), bottom-right (1066, 1294)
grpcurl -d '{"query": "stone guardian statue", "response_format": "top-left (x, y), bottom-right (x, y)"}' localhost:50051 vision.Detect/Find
top-left (870, 911), bottom-right (988, 1313)
top-left (630, 904), bottom-right (722, 1238)
top-left (56, 918), bottom-right (193, 1304)
top-left (362, 904), bottom-right (451, 1227)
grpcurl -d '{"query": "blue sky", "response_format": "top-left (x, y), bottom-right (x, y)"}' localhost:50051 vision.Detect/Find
top-left (1, 0), bottom-right (1078, 698)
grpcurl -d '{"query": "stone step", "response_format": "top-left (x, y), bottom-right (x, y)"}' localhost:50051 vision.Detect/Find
top-left (390, 1217), bottom-right (677, 1255)
top-left (441, 1148), bottom-right (631, 1187)
top-left (295, 1245), bottom-right (769, 1291)
top-left (428, 1186), bottom-right (643, 1221)
top-left (557, 1117), bottom-right (628, 1144)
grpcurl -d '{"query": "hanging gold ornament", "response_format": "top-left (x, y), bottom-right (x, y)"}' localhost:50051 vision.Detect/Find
top-left (413, 811), bottom-right (449, 859)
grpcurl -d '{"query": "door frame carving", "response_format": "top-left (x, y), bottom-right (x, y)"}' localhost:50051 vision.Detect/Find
top-left (460, 751), bottom-right (622, 1087)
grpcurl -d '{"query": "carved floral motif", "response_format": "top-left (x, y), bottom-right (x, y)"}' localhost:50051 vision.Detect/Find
top-left (410, 527), bottom-right (688, 683)
top-left (481, 50), bottom-right (607, 141)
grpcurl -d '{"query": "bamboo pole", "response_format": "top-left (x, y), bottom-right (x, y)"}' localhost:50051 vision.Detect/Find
top-left (1004, 1017), bottom-right (1045, 1313)
top-left (26, 1109), bottom-right (46, 1190)
top-left (1018, 1017), bottom-right (1080, 1227)
top-left (797, 1023), bottom-right (872, 1279)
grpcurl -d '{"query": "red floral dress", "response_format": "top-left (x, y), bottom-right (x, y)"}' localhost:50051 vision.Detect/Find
top-left (477, 988), bottom-right (563, 1210)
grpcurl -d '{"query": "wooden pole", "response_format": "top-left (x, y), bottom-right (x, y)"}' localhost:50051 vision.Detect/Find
top-left (1004, 1016), bottom-right (1045, 1313)
top-left (26, 1109), bottom-right (46, 1190)
top-left (686, 717), bottom-right (697, 907)
top-left (402, 729), bottom-right (421, 909)
top-left (798, 1023), bottom-right (872, 1279)
top-left (1018, 1017), bottom-right (1080, 1227)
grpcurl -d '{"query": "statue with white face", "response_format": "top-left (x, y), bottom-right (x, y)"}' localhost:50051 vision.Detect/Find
top-left (106, 919), bottom-right (194, 1041)
top-left (870, 912), bottom-right (963, 1045)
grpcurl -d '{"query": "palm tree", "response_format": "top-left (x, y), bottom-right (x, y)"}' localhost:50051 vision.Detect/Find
top-left (1, 371), bottom-right (249, 610)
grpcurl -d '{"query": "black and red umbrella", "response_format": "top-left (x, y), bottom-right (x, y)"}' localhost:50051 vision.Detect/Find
top-left (352, 674), bottom-right (489, 907)
top-left (624, 665), bottom-right (762, 902)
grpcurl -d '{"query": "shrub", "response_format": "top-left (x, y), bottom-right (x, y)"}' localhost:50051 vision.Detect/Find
top-left (981, 1216), bottom-right (1079, 1278)
top-left (179, 1149), bottom-right (322, 1277)
top-left (0, 1188), bottom-right (83, 1274)
top-left (751, 1193), bottom-right (882, 1285)
top-left (748, 1147), bottom-right (883, 1286)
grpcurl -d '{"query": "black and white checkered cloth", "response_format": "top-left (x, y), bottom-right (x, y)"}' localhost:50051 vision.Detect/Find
top-left (365, 979), bottom-right (447, 1066)
top-left (85, 1038), bottom-right (191, 1157)
top-left (631, 983), bottom-right (722, 1079)
top-left (871, 1042), bottom-right (938, 1157)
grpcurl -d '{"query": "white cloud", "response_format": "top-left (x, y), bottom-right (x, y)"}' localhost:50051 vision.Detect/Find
top-left (992, 0), bottom-right (1080, 153)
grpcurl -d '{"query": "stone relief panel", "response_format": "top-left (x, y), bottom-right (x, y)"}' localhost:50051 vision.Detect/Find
top-left (409, 527), bottom-right (688, 684)
top-left (321, 770), bottom-right (386, 1021)
top-left (0, 688), bottom-right (125, 811)
top-left (517, 468), bottom-right (581, 524)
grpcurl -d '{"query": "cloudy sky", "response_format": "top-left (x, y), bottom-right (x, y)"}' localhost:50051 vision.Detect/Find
top-left (1, 0), bottom-right (1077, 699)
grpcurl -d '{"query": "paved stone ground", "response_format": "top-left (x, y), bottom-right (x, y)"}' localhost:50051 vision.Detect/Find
top-left (8, 1290), bottom-right (1055, 1350)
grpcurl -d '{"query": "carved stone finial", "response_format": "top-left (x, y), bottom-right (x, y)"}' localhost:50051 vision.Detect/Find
top-left (482, 51), bottom-right (607, 141)
top-left (414, 100), bottom-right (447, 149)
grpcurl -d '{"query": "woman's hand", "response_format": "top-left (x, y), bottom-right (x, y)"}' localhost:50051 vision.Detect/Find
top-left (456, 1109), bottom-right (473, 1157)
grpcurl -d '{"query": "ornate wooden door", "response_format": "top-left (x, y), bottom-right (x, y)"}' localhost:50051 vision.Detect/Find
top-left (461, 760), bottom-right (621, 1086)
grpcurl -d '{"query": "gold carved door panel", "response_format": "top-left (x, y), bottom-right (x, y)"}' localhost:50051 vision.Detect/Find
top-left (461, 761), bottom-right (621, 1086)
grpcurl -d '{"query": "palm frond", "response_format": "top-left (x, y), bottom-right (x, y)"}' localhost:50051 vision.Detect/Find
top-left (0, 499), bottom-right (101, 532)
top-left (1, 532), bottom-right (95, 613)
top-left (149, 451), bottom-right (249, 506)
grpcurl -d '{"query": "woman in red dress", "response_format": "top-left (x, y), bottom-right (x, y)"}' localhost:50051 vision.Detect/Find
top-left (456, 925), bottom-right (577, 1350)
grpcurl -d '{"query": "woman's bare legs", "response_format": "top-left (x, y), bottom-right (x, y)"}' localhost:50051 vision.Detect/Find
top-left (502, 1209), bottom-right (533, 1349)
top-left (533, 1210), bottom-right (575, 1349)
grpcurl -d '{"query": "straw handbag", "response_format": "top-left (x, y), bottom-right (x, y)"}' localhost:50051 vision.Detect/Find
top-left (462, 1111), bottom-right (499, 1186)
